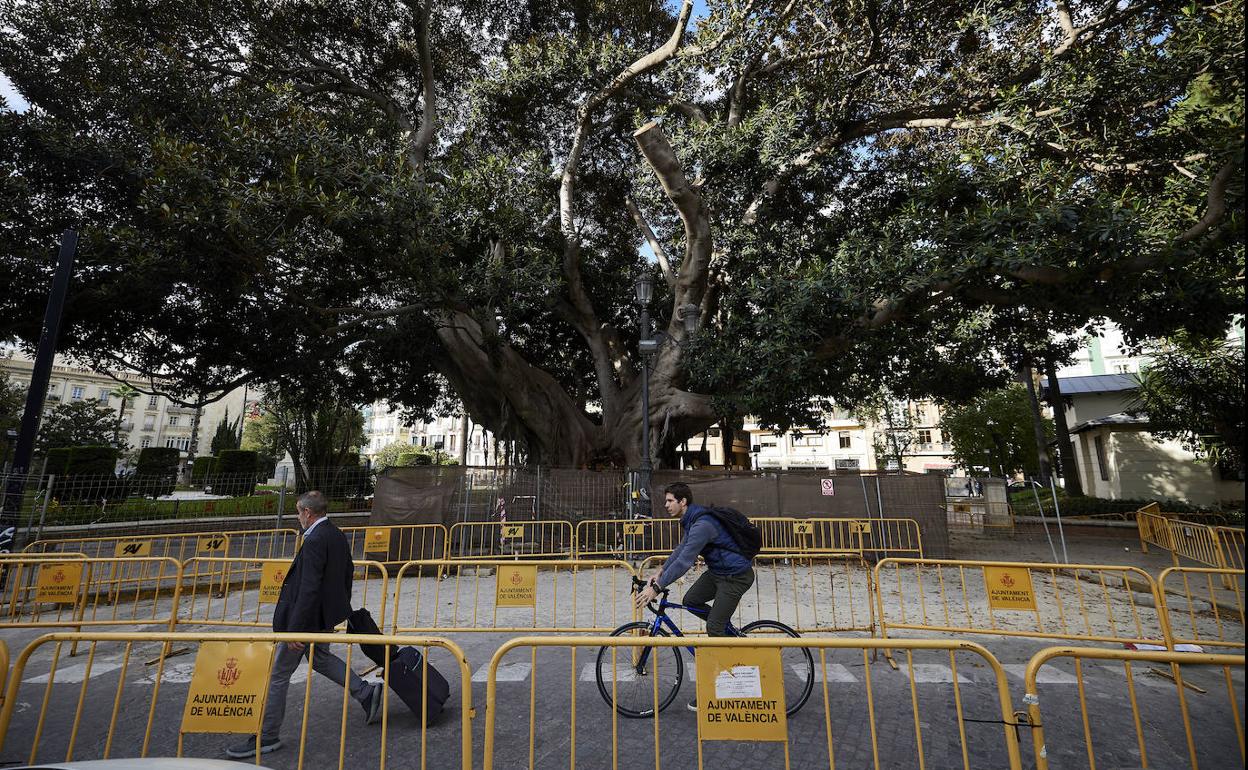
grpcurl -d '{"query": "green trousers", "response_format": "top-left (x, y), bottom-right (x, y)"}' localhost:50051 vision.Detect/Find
top-left (681, 566), bottom-right (755, 636)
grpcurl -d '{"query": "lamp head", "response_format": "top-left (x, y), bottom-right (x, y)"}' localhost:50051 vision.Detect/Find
top-left (634, 274), bottom-right (653, 305)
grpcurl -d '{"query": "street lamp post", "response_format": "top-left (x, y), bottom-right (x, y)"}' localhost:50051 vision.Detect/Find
top-left (633, 274), bottom-right (699, 517)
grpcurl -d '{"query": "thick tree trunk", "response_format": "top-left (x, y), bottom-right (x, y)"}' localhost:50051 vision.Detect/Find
top-left (1043, 359), bottom-right (1084, 496)
top-left (434, 309), bottom-right (715, 467)
top-left (1021, 362), bottom-right (1052, 484)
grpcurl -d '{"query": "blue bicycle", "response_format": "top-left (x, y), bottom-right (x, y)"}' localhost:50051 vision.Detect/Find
top-left (595, 576), bottom-right (815, 718)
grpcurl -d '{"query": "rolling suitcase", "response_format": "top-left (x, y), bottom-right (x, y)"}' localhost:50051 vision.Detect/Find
top-left (348, 608), bottom-right (451, 724)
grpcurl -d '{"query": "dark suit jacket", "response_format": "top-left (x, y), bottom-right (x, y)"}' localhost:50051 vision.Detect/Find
top-left (272, 517), bottom-right (354, 633)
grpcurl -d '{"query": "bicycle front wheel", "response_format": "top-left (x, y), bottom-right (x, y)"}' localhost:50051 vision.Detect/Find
top-left (738, 620), bottom-right (814, 715)
top-left (596, 621), bottom-right (684, 718)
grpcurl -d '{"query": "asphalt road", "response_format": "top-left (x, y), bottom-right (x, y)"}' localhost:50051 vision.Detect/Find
top-left (1, 626), bottom-right (1243, 770)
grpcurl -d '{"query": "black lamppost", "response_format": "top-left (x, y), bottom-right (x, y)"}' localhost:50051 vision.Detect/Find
top-left (633, 274), bottom-right (699, 515)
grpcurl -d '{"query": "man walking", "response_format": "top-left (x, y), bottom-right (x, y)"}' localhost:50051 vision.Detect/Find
top-left (227, 491), bottom-right (383, 759)
top-left (634, 482), bottom-right (756, 711)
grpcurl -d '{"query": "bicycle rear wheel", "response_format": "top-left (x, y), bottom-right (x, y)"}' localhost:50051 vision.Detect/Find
top-left (596, 621), bottom-right (684, 718)
top-left (738, 620), bottom-right (814, 715)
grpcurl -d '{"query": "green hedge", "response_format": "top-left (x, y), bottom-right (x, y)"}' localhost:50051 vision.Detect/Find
top-left (191, 456), bottom-right (219, 482)
top-left (213, 450), bottom-right (257, 496)
top-left (67, 445), bottom-right (119, 476)
top-left (134, 447), bottom-right (179, 497)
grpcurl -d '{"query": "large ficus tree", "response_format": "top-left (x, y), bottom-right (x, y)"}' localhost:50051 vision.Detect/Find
top-left (1, 0), bottom-right (1241, 468)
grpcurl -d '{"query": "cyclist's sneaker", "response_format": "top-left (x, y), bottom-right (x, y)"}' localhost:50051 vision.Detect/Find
top-left (686, 698), bottom-right (698, 712)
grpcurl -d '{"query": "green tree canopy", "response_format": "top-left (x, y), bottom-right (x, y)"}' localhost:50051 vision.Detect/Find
top-left (242, 382), bottom-right (364, 488)
top-left (209, 408), bottom-right (242, 455)
top-left (373, 440), bottom-right (458, 472)
top-left (941, 384), bottom-right (1052, 477)
top-left (1130, 335), bottom-right (1245, 473)
top-left (35, 399), bottom-right (121, 455)
top-left (1, 1), bottom-right (1241, 467)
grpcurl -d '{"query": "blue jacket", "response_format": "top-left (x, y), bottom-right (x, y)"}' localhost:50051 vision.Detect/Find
top-left (657, 504), bottom-right (753, 587)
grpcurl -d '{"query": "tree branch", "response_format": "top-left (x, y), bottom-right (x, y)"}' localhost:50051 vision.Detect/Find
top-left (626, 197), bottom-right (677, 288)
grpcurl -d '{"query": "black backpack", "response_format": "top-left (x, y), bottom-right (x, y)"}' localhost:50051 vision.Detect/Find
top-left (690, 506), bottom-right (762, 560)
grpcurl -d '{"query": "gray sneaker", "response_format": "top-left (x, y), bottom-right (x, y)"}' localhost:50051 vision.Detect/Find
top-left (364, 681), bottom-right (385, 724)
top-left (225, 735), bottom-right (282, 759)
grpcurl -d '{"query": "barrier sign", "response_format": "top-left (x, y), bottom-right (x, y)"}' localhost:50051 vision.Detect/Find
top-left (197, 535), bottom-right (230, 555)
top-left (259, 561), bottom-right (290, 604)
top-left (623, 523), bottom-right (646, 535)
top-left (495, 564), bottom-right (538, 607)
top-left (364, 527), bottom-right (392, 553)
top-left (953, 503), bottom-right (971, 513)
top-left (35, 562), bottom-right (83, 603)
top-left (181, 641), bottom-right (274, 733)
top-left (792, 522), bottom-right (814, 536)
top-left (820, 479), bottom-right (835, 496)
top-left (695, 646), bottom-right (787, 741)
top-left (983, 566), bottom-right (1037, 611)
top-left (501, 525), bottom-right (525, 539)
top-left (114, 540), bottom-right (152, 557)
top-left (850, 522), bottom-right (872, 534)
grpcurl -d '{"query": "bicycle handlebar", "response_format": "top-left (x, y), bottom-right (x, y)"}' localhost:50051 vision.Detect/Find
top-left (631, 575), bottom-right (670, 615)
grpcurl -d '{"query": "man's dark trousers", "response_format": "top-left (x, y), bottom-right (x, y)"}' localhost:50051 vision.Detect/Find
top-left (682, 567), bottom-right (755, 636)
top-left (261, 518), bottom-right (370, 740)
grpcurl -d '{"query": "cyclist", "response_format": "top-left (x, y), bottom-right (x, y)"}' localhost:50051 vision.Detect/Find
top-left (634, 482), bottom-right (755, 711)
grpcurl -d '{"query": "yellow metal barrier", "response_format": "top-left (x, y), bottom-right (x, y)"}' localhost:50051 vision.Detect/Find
top-left (482, 635), bottom-right (1024, 770)
top-left (1140, 512), bottom-right (1239, 588)
top-left (874, 558), bottom-right (1171, 650)
top-left (1157, 567), bottom-right (1245, 650)
top-left (177, 557), bottom-right (392, 631)
top-left (855, 517), bottom-right (925, 557)
top-left (448, 520), bottom-right (574, 559)
top-left (752, 517), bottom-right (863, 555)
top-left (0, 631), bottom-right (473, 769)
top-left (23, 527), bottom-right (302, 562)
top-left (947, 501), bottom-right (1016, 530)
top-left (340, 523), bottom-right (448, 563)
top-left (1023, 646), bottom-right (1245, 770)
top-left (0, 639), bottom-right (7, 708)
top-left (390, 559), bottom-right (637, 633)
top-left (574, 517), bottom-right (682, 559)
top-left (640, 554), bottom-right (876, 634)
top-left (0, 556), bottom-right (181, 632)
top-left (1216, 526), bottom-right (1245, 571)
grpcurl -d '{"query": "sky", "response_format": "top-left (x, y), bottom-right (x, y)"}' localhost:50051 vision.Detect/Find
top-left (1, 71), bottom-right (29, 112)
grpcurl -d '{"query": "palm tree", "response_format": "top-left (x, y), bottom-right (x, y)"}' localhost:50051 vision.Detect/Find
top-left (109, 383), bottom-right (140, 446)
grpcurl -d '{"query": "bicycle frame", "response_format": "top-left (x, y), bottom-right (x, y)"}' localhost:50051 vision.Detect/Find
top-left (634, 594), bottom-right (741, 668)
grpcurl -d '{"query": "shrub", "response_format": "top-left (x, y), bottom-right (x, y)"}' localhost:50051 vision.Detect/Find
top-left (134, 446), bottom-right (179, 497)
top-left (67, 445), bottom-right (119, 476)
top-left (42, 447), bottom-right (73, 477)
top-left (213, 449), bottom-right (257, 496)
top-left (191, 455), bottom-right (219, 483)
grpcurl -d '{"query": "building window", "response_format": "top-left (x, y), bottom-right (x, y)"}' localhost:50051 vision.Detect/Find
top-left (165, 437), bottom-right (190, 450)
top-left (917, 429), bottom-right (933, 445)
top-left (834, 459), bottom-right (860, 470)
top-left (168, 415), bottom-right (179, 426)
top-left (419, 435), bottom-right (427, 447)
top-left (71, 386), bottom-right (84, 400)
top-left (448, 435), bottom-right (457, 451)
top-left (1114, 364), bottom-right (1132, 373)
top-left (1094, 436), bottom-right (1110, 481)
top-left (793, 434), bottom-right (822, 447)
top-left (140, 437), bottom-right (152, 448)
top-left (148, 395), bottom-right (159, 408)
top-left (761, 438), bottom-right (778, 448)
top-left (98, 387), bottom-right (112, 400)
top-left (838, 431), bottom-right (852, 449)
top-left (143, 417), bottom-right (155, 431)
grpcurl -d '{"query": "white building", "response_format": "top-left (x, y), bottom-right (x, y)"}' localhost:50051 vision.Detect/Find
top-left (361, 402), bottom-right (497, 466)
top-left (1057, 320), bottom-right (1246, 377)
top-left (1, 345), bottom-right (252, 471)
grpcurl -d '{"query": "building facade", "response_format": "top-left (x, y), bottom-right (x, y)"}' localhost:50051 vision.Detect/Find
top-left (2, 346), bottom-right (251, 472)
top-left (362, 402), bottom-right (497, 466)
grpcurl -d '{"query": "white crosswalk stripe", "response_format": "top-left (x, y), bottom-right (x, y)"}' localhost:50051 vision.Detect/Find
top-left (473, 661), bottom-right (531, 683)
top-left (24, 660), bottom-right (124, 685)
top-left (1002, 664), bottom-right (1077, 684)
top-left (891, 663), bottom-right (970, 683)
top-left (805, 663), bottom-right (858, 683)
